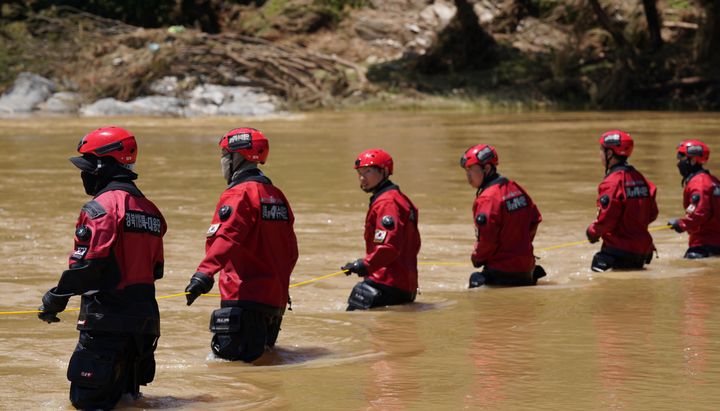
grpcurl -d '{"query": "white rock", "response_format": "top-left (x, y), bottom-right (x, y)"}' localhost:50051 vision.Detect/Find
top-left (0, 72), bottom-right (56, 113)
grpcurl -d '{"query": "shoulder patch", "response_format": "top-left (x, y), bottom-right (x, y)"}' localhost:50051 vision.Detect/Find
top-left (71, 246), bottom-right (88, 261)
top-left (373, 229), bottom-right (387, 243)
top-left (381, 215), bottom-right (395, 229)
top-left (475, 213), bottom-right (487, 226)
top-left (218, 205), bottom-right (233, 221)
top-left (691, 193), bottom-right (701, 203)
top-left (206, 223), bottom-right (221, 237)
top-left (599, 195), bottom-right (610, 208)
top-left (81, 200), bottom-right (107, 219)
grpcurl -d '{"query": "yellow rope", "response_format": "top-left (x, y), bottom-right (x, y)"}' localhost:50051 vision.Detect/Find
top-left (0, 225), bottom-right (673, 316)
top-left (289, 270), bottom-right (348, 288)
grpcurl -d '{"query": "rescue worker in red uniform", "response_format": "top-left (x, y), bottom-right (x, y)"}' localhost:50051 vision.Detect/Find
top-left (184, 128), bottom-right (298, 362)
top-left (586, 130), bottom-right (658, 271)
top-left (668, 140), bottom-right (720, 258)
top-left (342, 149), bottom-right (421, 310)
top-left (460, 144), bottom-right (544, 287)
top-left (38, 126), bottom-right (166, 410)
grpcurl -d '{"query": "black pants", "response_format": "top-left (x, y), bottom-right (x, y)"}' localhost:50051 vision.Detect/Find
top-left (468, 266), bottom-right (543, 288)
top-left (346, 279), bottom-right (416, 311)
top-left (67, 330), bottom-right (157, 410)
top-left (210, 303), bottom-right (283, 362)
top-left (684, 245), bottom-right (720, 259)
top-left (591, 248), bottom-right (651, 272)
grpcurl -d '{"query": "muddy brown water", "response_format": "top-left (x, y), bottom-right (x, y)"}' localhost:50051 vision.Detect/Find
top-left (1, 112), bottom-right (719, 410)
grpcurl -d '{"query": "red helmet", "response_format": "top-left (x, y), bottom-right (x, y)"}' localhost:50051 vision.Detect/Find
top-left (677, 139), bottom-right (710, 164)
top-left (71, 126), bottom-right (137, 171)
top-left (354, 149), bottom-right (393, 175)
top-left (219, 128), bottom-right (269, 164)
top-left (460, 144), bottom-right (498, 169)
top-left (599, 130), bottom-right (633, 157)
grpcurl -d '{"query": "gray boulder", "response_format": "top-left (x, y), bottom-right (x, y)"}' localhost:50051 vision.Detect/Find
top-left (80, 98), bottom-right (137, 116)
top-left (38, 92), bottom-right (81, 113)
top-left (0, 72), bottom-right (56, 113)
top-left (185, 84), bottom-right (278, 117)
top-left (130, 96), bottom-right (184, 116)
top-left (80, 96), bottom-right (184, 117)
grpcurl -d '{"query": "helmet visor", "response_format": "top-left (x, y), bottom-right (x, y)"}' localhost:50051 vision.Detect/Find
top-left (69, 155), bottom-right (98, 173)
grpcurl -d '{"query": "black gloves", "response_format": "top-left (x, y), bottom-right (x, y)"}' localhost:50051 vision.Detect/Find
top-left (185, 272), bottom-right (214, 306)
top-left (668, 219), bottom-right (683, 233)
top-left (586, 228), bottom-right (600, 244)
top-left (341, 259), bottom-right (368, 277)
top-left (472, 259), bottom-right (484, 269)
top-left (38, 287), bottom-right (73, 324)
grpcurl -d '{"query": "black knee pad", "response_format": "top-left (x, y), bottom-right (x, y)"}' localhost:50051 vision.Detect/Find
top-left (347, 281), bottom-right (381, 310)
top-left (685, 247), bottom-right (711, 259)
top-left (67, 333), bottom-right (127, 410)
top-left (134, 336), bottom-right (158, 386)
top-left (468, 272), bottom-right (486, 288)
top-left (210, 307), bottom-right (266, 362)
top-left (265, 316), bottom-right (282, 349)
top-left (591, 252), bottom-right (615, 272)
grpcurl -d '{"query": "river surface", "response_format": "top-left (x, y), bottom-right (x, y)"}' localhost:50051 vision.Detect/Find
top-left (1, 111), bottom-right (719, 410)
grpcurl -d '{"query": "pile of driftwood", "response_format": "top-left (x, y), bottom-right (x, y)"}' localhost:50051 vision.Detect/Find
top-left (26, 7), bottom-right (367, 108)
top-left (174, 32), bottom-right (367, 106)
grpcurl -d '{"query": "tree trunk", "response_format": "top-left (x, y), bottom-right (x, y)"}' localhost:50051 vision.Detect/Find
top-left (588, 0), bottom-right (637, 107)
top-left (695, 0), bottom-right (720, 65)
top-left (588, 0), bottom-right (628, 47)
top-left (416, 0), bottom-right (497, 73)
top-left (641, 0), bottom-right (663, 50)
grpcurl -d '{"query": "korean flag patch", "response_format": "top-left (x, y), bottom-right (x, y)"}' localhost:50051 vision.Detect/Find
top-left (374, 229), bottom-right (387, 244)
top-left (71, 246), bottom-right (88, 260)
top-left (206, 223), bottom-right (221, 237)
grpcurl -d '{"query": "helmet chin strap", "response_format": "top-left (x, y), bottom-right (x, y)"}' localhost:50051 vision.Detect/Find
top-left (604, 150), bottom-right (612, 175)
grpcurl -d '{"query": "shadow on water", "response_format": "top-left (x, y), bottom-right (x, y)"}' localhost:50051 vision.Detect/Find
top-left (123, 393), bottom-right (217, 409)
top-left (201, 345), bottom-right (335, 368)
top-left (254, 345), bottom-right (333, 366)
top-left (363, 301), bottom-right (446, 313)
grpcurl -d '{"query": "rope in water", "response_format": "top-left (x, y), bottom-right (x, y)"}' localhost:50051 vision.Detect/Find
top-left (0, 225), bottom-right (671, 316)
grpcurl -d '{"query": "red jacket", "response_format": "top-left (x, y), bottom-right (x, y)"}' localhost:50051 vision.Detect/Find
top-left (472, 176), bottom-right (541, 273)
top-left (587, 164), bottom-right (658, 256)
top-left (677, 170), bottom-right (720, 247)
top-left (196, 170), bottom-right (298, 308)
top-left (71, 181), bottom-right (166, 290)
top-left (362, 182), bottom-right (420, 294)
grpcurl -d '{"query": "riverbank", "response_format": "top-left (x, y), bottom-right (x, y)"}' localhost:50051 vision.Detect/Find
top-left (0, 1), bottom-right (718, 116)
